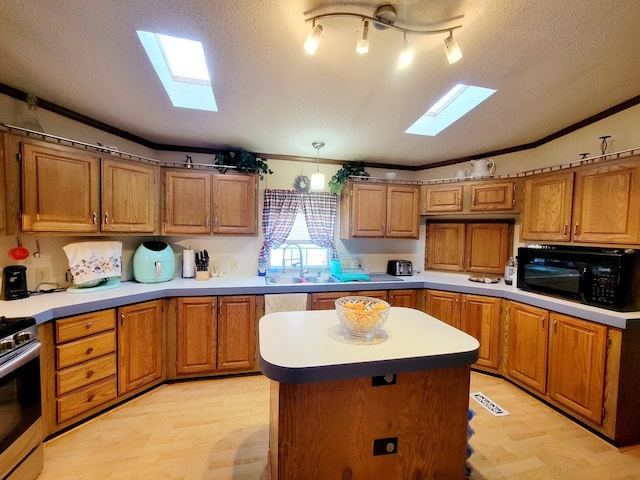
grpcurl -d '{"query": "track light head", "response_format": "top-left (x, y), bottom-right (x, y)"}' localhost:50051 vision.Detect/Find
top-left (304, 23), bottom-right (323, 54)
top-left (356, 20), bottom-right (370, 54)
top-left (444, 30), bottom-right (462, 64)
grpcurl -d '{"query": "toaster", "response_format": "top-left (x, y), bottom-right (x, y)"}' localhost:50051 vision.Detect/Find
top-left (387, 260), bottom-right (413, 276)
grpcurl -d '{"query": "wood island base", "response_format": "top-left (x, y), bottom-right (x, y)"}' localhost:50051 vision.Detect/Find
top-left (268, 366), bottom-right (471, 480)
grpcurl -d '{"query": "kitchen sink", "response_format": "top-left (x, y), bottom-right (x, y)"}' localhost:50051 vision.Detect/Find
top-left (265, 275), bottom-right (339, 285)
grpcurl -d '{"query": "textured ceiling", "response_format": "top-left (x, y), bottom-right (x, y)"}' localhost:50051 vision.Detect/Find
top-left (0, 0), bottom-right (639, 168)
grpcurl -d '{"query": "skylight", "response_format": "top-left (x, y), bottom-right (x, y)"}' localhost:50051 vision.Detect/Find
top-left (137, 30), bottom-right (217, 112)
top-left (405, 84), bottom-right (496, 136)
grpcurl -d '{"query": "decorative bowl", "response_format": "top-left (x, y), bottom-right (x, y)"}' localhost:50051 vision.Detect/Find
top-left (335, 296), bottom-right (391, 338)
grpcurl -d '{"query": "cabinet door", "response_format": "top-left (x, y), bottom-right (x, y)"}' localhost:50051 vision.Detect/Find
top-left (311, 292), bottom-right (354, 310)
top-left (465, 223), bottom-right (509, 275)
top-left (572, 161), bottom-right (640, 244)
top-left (176, 297), bottom-right (217, 375)
top-left (507, 302), bottom-right (548, 394)
top-left (461, 295), bottom-right (501, 370)
top-left (548, 313), bottom-right (607, 425)
top-left (217, 296), bottom-right (256, 371)
top-left (521, 172), bottom-right (574, 242)
top-left (101, 158), bottom-right (156, 232)
top-left (357, 290), bottom-right (388, 301)
top-left (421, 184), bottom-right (463, 213)
top-left (21, 141), bottom-right (100, 232)
top-left (388, 289), bottom-right (417, 308)
top-left (212, 174), bottom-right (257, 234)
top-left (469, 181), bottom-right (516, 211)
top-left (349, 183), bottom-right (387, 237)
top-left (426, 223), bottom-right (465, 271)
top-left (0, 134), bottom-right (5, 234)
top-left (163, 170), bottom-right (212, 234)
top-left (386, 185), bottom-right (419, 238)
top-left (117, 300), bottom-right (163, 395)
top-left (425, 290), bottom-right (461, 329)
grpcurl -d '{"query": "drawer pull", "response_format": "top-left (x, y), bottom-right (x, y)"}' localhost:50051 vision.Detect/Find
top-left (85, 322), bottom-right (93, 329)
top-left (86, 370), bottom-right (94, 378)
top-left (85, 347), bottom-right (94, 355)
top-left (87, 394), bottom-right (96, 402)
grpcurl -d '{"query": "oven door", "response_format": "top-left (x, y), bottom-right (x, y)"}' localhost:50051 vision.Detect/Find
top-left (0, 342), bottom-right (42, 479)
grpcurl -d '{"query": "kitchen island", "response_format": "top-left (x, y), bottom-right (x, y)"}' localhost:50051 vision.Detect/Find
top-left (259, 307), bottom-right (480, 479)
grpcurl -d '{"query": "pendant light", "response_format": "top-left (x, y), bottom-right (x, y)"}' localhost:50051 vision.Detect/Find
top-left (310, 141), bottom-right (325, 190)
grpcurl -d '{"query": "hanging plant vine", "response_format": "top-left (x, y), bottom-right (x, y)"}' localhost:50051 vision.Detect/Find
top-left (328, 161), bottom-right (370, 194)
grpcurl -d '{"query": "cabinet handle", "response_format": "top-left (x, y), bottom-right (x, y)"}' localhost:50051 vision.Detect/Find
top-left (85, 322), bottom-right (93, 329)
top-left (86, 370), bottom-right (94, 378)
top-left (553, 318), bottom-right (558, 333)
top-left (92, 212), bottom-right (97, 224)
top-left (87, 394), bottom-right (96, 403)
top-left (458, 195), bottom-right (462, 207)
top-left (541, 316), bottom-right (545, 329)
top-left (120, 313), bottom-right (125, 327)
top-left (104, 212), bottom-right (109, 225)
top-left (472, 194), bottom-right (476, 205)
top-left (573, 224), bottom-right (579, 238)
top-left (467, 258), bottom-right (470, 269)
top-left (563, 224), bottom-right (568, 236)
top-left (85, 347), bottom-right (94, 355)
top-left (205, 216), bottom-right (210, 228)
top-left (214, 217), bottom-right (218, 229)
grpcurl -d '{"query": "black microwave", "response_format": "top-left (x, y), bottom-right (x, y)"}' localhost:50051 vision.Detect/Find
top-left (516, 246), bottom-right (640, 311)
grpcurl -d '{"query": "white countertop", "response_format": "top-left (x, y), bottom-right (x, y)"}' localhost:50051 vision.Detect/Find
top-left (1, 272), bottom-right (639, 329)
top-left (258, 307), bottom-right (480, 384)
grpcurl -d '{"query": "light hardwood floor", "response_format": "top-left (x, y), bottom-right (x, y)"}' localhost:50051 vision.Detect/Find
top-left (38, 372), bottom-right (640, 480)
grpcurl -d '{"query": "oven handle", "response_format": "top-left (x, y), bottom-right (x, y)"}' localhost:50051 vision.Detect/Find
top-left (0, 341), bottom-right (41, 379)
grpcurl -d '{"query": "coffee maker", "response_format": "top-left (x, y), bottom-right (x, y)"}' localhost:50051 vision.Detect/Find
top-left (1, 266), bottom-right (28, 300)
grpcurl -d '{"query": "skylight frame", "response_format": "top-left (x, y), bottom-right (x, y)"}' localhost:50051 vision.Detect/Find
top-left (137, 30), bottom-right (218, 112)
top-left (405, 84), bottom-right (496, 137)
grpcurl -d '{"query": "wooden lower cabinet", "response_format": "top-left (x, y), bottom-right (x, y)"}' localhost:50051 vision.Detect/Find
top-left (310, 292), bottom-right (355, 310)
top-left (548, 312), bottom-right (607, 425)
top-left (174, 295), bottom-right (256, 377)
top-left (118, 300), bottom-right (164, 395)
top-left (506, 301), bottom-right (549, 394)
top-left (424, 290), bottom-right (501, 372)
top-left (388, 289), bottom-right (417, 308)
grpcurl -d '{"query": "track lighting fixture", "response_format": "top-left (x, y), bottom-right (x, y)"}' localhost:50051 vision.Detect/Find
top-left (310, 141), bottom-right (325, 190)
top-left (304, 3), bottom-right (462, 65)
top-left (444, 30), bottom-right (462, 64)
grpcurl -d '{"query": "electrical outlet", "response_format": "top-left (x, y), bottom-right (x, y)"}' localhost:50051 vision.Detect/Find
top-left (35, 267), bottom-right (49, 283)
top-left (230, 258), bottom-right (238, 270)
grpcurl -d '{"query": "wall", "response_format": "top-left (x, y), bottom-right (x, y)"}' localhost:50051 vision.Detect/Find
top-left (2, 92), bottom-right (640, 291)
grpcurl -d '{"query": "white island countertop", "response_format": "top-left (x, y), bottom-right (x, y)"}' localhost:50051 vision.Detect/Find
top-left (259, 307), bottom-right (480, 384)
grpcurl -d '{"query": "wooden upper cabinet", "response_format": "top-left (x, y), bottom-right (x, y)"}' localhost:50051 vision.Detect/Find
top-left (465, 223), bottom-right (510, 274)
top-left (386, 185), bottom-right (420, 238)
top-left (341, 182), bottom-right (419, 239)
top-left (572, 160), bottom-right (640, 244)
top-left (346, 183), bottom-right (387, 237)
top-left (21, 141), bottom-right (100, 232)
top-left (521, 171), bottom-right (574, 242)
top-left (421, 184), bottom-right (463, 214)
top-left (426, 223), bottom-right (465, 271)
top-left (212, 174), bottom-right (257, 234)
top-left (469, 181), bottom-right (516, 211)
top-left (507, 301), bottom-right (549, 394)
top-left (163, 170), bottom-right (212, 234)
top-left (548, 312), bottom-right (607, 425)
top-left (101, 158), bottom-right (156, 233)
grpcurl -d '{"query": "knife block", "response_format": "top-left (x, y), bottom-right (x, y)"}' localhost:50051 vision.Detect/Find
top-left (196, 270), bottom-right (209, 281)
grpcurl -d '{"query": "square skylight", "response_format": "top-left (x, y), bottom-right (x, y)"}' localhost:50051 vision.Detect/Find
top-left (137, 30), bottom-right (217, 112)
top-left (405, 84), bottom-right (496, 136)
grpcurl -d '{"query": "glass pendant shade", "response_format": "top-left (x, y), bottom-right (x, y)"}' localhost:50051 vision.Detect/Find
top-left (310, 171), bottom-right (325, 189)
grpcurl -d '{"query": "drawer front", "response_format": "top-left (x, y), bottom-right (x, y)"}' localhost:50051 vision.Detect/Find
top-left (56, 309), bottom-right (116, 343)
top-left (56, 331), bottom-right (116, 369)
top-left (56, 376), bottom-right (117, 423)
top-left (56, 353), bottom-right (117, 396)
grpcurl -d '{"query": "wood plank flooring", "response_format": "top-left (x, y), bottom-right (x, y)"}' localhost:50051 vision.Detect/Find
top-left (38, 372), bottom-right (640, 479)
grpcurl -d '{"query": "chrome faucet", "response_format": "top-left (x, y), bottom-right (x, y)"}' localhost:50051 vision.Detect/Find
top-left (282, 243), bottom-right (304, 278)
